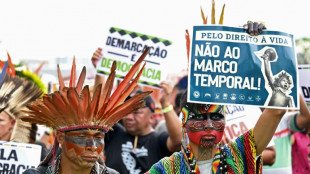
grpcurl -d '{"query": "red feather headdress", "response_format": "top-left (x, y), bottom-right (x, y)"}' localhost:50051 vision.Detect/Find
top-left (20, 48), bottom-right (151, 132)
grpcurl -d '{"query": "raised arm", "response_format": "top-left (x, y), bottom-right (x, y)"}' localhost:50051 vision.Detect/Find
top-left (295, 94), bottom-right (310, 129)
top-left (263, 58), bottom-right (275, 91)
top-left (159, 81), bottom-right (182, 152)
top-left (91, 47), bottom-right (106, 91)
top-left (253, 108), bottom-right (286, 155)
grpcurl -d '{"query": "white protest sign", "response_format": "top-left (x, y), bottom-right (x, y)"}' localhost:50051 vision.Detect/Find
top-left (0, 141), bottom-right (41, 174)
top-left (298, 64), bottom-right (310, 110)
top-left (96, 27), bottom-right (172, 88)
top-left (224, 105), bottom-right (262, 140)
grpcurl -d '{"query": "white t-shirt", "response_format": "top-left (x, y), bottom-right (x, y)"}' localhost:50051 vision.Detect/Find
top-left (197, 159), bottom-right (213, 174)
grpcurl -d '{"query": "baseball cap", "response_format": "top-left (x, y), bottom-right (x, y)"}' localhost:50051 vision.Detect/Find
top-left (127, 90), bottom-right (155, 113)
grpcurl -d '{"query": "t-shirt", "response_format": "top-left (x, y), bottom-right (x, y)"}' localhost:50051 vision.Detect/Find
top-left (104, 123), bottom-right (171, 174)
top-left (292, 132), bottom-right (310, 174)
top-left (263, 112), bottom-right (302, 174)
top-left (196, 159), bottom-right (213, 174)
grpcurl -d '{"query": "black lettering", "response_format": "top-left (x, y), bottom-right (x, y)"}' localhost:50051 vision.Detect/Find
top-left (106, 36), bottom-right (112, 45)
top-left (17, 165), bottom-right (25, 174)
top-left (116, 39), bottom-right (125, 48)
top-left (0, 149), bottom-right (6, 160)
top-left (302, 86), bottom-right (310, 98)
top-left (8, 150), bottom-right (18, 161)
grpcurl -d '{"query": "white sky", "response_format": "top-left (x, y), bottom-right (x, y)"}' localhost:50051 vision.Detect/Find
top-left (0, 0), bottom-right (310, 74)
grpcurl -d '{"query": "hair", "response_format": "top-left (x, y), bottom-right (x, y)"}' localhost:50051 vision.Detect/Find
top-left (273, 72), bottom-right (292, 88)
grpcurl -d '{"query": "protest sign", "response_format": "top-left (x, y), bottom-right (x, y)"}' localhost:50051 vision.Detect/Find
top-left (298, 64), bottom-right (310, 110)
top-left (224, 105), bottom-right (261, 140)
top-left (96, 27), bottom-right (172, 88)
top-left (0, 141), bottom-right (41, 174)
top-left (188, 25), bottom-right (299, 109)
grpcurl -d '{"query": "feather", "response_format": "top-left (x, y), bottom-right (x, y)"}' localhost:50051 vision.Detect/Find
top-left (0, 62), bottom-right (8, 88)
top-left (78, 85), bottom-right (90, 123)
top-left (185, 30), bottom-right (191, 64)
top-left (86, 84), bottom-right (102, 122)
top-left (76, 66), bottom-right (86, 94)
top-left (6, 52), bottom-right (16, 76)
top-left (200, 6), bottom-right (207, 24)
top-left (100, 91), bottom-right (152, 125)
top-left (211, 0), bottom-right (215, 24)
top-left (115, 62), bottom-right (146, 107)
top-left (69, 57), bottom-right (76, 88)
top-left (99, 61), bottom-right (116, 108)
top-left (33, 61), bottom-right (46, 75)
top-left (219, 4), bottom-right (226, 24)
top-left (105, 47), bottom-right (150, 112)
top-left (57, 65), bottom-right (65, 90)
top-left (67, 88), bottom-right (80, 123)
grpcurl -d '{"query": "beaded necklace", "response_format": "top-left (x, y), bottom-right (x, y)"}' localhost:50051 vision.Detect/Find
top-left (181, 143), bottom-right (227, 174)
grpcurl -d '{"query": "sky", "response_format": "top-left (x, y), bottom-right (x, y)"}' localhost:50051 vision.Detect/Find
top-left (0, 0), bottom-right (310, 75)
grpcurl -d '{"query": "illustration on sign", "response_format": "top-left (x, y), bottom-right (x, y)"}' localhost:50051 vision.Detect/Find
top-left (188, 25), bottom-right (299, 109)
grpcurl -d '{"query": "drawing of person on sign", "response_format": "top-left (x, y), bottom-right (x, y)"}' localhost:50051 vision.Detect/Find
top-left (255, 46), bottom-right (295, 108)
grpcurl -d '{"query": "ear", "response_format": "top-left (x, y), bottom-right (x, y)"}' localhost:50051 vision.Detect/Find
top-left (10, 119), bottom-right (16, 127)
top-left (56, 131), bottom-right (65, 145)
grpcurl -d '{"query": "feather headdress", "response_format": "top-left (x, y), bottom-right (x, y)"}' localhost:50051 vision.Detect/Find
top-left (21, 48), bottom-right (151, 132)
top-left (0, 61), bottom-right (43, 119)
top-left (0, 60), bottom-right (43, 143)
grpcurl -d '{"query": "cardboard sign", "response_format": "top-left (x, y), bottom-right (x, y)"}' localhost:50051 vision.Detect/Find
top-left (96, 27), bottom-right (172, 88)
top-left (188, 25), bottom-right (299, 109)
top-left (0, 141), bottom-right (41, 174)
top-left (298, 65), bottom-right (310, 110)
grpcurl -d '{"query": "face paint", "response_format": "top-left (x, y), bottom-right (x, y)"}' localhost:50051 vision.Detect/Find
top-left (64, 131), bottom-right (105, 156)
top-left (183, 104), bottom-right (225, 148)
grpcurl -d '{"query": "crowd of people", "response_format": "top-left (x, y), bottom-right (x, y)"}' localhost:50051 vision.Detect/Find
top-left (0, 5), bottom-right (309, 174)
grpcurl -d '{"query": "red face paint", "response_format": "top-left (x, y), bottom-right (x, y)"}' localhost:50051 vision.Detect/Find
top-left (185, 112), bottom-right (225, 148)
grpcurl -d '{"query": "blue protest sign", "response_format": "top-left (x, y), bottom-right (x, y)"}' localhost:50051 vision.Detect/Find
top-left (188, 25), bottom-right (299, 109)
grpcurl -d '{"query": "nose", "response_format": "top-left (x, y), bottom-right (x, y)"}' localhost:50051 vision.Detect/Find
top-left (85, 138), bottom-right (97, 152)
top-left (204, 118), bottom-right (213, 130)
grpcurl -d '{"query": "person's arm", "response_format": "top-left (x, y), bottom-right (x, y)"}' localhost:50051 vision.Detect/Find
top-left (159, 81), bottom-right (182, 152)
top-left (295, 94), bottom-right (310, 129)
top-left (253, 108), bottom-right (286, 155)
top-left (91, 47), bottom-right (106, 91)
top-left (263, 59), bottom-right (275, 91)
top-left (262, 146), bottom-right (276, 165)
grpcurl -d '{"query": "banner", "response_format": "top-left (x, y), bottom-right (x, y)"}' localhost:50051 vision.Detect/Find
top-left (0, 141), bottom-right (41, 174)
top-left (96, 27), bottom-right (172, 88)
top-left (298, 64), bottom-right (310, 110)
top-left (188, 25), bottom-right (299, 109)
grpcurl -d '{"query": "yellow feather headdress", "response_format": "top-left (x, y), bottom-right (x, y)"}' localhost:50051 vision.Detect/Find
top-left (20, 48), bottom-right (151, 132)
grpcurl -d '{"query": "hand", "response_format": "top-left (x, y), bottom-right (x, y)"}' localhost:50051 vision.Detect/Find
top-left (243, 21), bottom-right (266, 36)
top-left (159, 81), bottom-right (173, 108)
top-left (91, 47), bottom-right (103, 68)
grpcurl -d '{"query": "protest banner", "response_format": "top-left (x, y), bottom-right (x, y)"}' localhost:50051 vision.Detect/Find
top-left (298, 64), bottom-right (310, 110)
top-left (224, 105), bottom-right (261, 140)
top-left (96, 27), bottom-right (172, 88)
top-left (0, 141), bottom-right (41, 174)
top-left (188, 25), bottom-right (299, 109)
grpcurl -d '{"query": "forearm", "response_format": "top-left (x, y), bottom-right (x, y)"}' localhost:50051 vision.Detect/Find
top-left (164, 105), bottom-right (182, 152)
top-left (253, 108), bottom-right (285, 154)
top-left (296, 94), bottom-right (310, 129)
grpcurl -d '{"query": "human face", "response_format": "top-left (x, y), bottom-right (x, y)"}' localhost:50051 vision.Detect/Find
top-left (280, 78), bottom-right (289, 90)
top-left (184, 105), bottom-right (225, 148)
top-left (122, 107), bottom-right (153, 136)
top-left (0, 112), bottom-right (15, 141)
top-left (60, 130), bottom-right (105, 168)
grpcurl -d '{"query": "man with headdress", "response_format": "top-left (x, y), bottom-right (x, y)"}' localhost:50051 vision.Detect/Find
top-left (0, 58), bottom-right (43, 143)
top-left (22, 49), bottom-right (152, 174)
